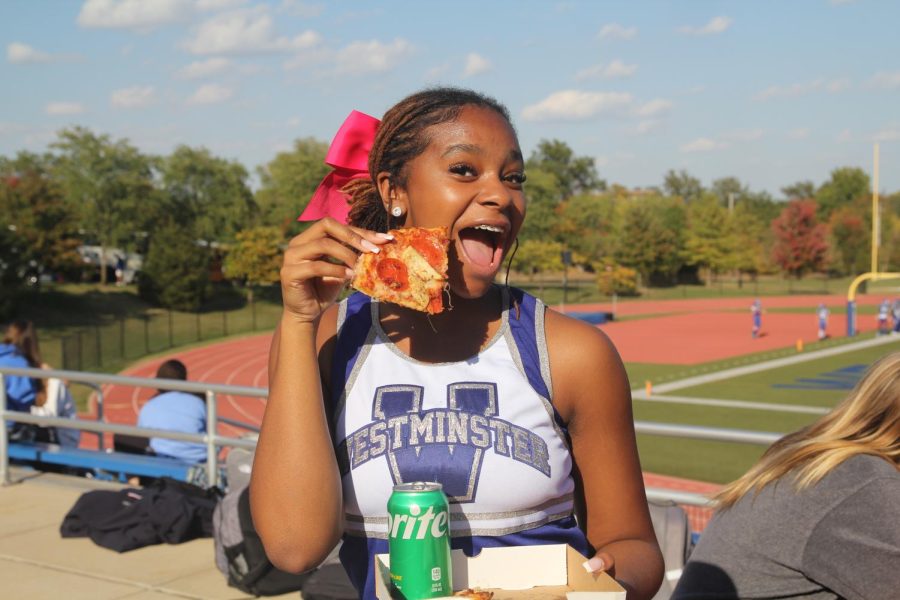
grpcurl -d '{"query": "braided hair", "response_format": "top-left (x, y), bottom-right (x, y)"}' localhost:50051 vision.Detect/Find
top-left (344, 87), bottom-right (513, 232)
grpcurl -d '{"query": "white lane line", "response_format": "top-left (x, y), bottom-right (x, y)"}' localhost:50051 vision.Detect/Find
top-left (637, 335), bottom-right (900, 396)
top-left (633, 393), bottom-right (830, 414)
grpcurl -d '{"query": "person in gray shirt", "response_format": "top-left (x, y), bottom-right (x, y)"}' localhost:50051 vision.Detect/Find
top-left (673, 352), bottom-right (900, 600)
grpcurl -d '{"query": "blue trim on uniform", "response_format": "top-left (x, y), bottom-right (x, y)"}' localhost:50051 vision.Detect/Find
top-left (329, 293), bottom-right (373, 410)
top-left (506, 288), bottom-right (567, 435)
top-left (340, 517), bottom-right (591, 599)
top-left (506, 289), bottom-right (549, 399)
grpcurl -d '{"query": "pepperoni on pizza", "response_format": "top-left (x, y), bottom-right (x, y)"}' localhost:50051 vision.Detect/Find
top-left (351, 227), bottom-right (450, 314)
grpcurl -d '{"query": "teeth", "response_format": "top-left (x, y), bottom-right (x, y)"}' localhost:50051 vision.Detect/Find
top-left (474, 224), bottom-right (503, 233)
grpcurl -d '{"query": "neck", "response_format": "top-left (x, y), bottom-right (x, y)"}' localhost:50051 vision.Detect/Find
top-left (378, 285), bottom-right (506, 362)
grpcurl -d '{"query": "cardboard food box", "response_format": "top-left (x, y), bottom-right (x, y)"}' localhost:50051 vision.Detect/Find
top-left (374, 544), bottom-right (626, 599)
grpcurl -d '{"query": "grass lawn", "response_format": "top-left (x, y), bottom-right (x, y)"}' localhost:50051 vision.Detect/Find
top-left (631, 338), bottom-right (900, 483)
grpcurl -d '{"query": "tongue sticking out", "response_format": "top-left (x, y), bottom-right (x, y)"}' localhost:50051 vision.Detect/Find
top-left (459, 228), bottom-right (498, 267)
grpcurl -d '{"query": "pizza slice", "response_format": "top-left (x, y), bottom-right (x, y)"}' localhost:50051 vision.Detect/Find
top-left (351, 226), bottom-right (450, 314)
top-left (454, 589), bottom-right (494, 600)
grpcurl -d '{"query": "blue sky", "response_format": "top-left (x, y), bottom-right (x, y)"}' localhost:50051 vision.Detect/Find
top-left (2, 0), bottom-right (898, 196)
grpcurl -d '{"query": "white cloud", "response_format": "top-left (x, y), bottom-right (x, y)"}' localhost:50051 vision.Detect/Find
top-left (196, 0), bottom-right (248, 10)
top-left (634, 120), bottom-right (662, 135)
top-left (463, 53), bottom-right (491, 78)
top-left (521, 90), bottom-right (633, 121)
top-left (873, 127), bottom-right (900, 142)
top-left (680, 137), bottom-right (727, 153)
top-left (334, 39), bottom-right (413, 75)
top-left (755, 78), bottom-right (850, 100)
top-left (46, 102), bottom-right (86, 115)
top-left (178, 57), bottom-right (232, 78)
top-left (185, 7), bottom-right (321, 55)
top-left (278, 0), bottom-right (324, 18)
top-left (575, 59), bottom-right (637, 81)
top-left (826, 78), bottom-right (851, 93)
top-left (187, 83), bottom-right (233, 105)
top-left (633, 98), bottom-right (672, 117)
top-left (597, 23), bottom-right (637, 40)
top-left (787, 128), bottom-right (810, 140)
top-left (424, 62), bottom-right (451, 81)
top-left (78, 0), bottom-right (192, 30)
top-left (111, 85), bottom-right (156, 108)
top-left (724, 128), bottom-right (764, 142)
top-left (287, 116), bottom-right (301, 127)
top-left (7, 42), bottom-right (52, 64)
top-left (679, 16), bottom-right (733, 36)
top-left (836, 129), bottom-right (853, 143)
top-left (870, 71), bottom-right (900, 89)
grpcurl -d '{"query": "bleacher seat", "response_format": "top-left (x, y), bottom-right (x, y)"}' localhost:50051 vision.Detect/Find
top-left (8, 441), bottom-right (195, 482)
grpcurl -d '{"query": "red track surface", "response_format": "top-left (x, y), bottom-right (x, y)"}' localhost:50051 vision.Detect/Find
top-left (566, 294), bottom-right (881, 364)
top-left (82, 293), bottom-right (886, 529)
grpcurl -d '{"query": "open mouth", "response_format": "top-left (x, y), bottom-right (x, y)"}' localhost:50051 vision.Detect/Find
top-left (458, 224), bottom-right (506, 269)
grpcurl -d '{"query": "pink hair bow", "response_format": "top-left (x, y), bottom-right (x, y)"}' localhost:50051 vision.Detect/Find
top-left (297, 109), bottom-right (381, 224)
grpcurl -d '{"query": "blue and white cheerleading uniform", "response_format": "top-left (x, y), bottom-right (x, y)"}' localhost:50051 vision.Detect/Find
top-left (328, 287), bottom-right (591, 598)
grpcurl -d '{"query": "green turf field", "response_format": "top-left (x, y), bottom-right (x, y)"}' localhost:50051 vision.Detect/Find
top-left (629, 337), bottom-right (900, 484)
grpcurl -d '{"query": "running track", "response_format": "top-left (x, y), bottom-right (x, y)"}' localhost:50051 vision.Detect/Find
top-left (81, 293), bottom-right (889, 528)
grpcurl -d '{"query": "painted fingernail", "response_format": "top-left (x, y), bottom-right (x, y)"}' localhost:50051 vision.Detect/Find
top-left (377, 232), bottom-right (395, 240)
top-left (361, 240), bottom-right (380, 253)
top-left (582, 557), bottom-right (605, 573)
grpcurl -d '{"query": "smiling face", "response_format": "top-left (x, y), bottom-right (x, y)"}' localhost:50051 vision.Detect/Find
top-left (381, 106), bottom-right (526, 299)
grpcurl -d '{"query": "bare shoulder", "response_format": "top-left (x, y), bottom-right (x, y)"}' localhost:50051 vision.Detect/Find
top-left (543, 308), bottom-right (631, 424)
top-left (544, 308), bottom-right (624, 376)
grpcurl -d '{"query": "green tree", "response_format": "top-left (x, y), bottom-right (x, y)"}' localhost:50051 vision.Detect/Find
top-left (51, 127), bottom-right (155, 284)
top-left (223, 226), bottom-right (283, 303)
top-left (555, 193), bottom-right (615, 262)
top-left (614, 198), bottom-right (685, 284)
top-left (771, 199), bottom-right (829, 278)
top-left (662, 169), bottom-right (703, 203)
top-left (256, 137), bottom-right (330, 235)
top-left (519, 168), bottom-right (561, 242)
top-left (828, 201), bottom-right (870, 275)
top-left (684, 195), bottom-right (736, 280)
top-left (138, 220), bottom-right (211, 310)
top-left (711, 176), bottom-right (747, 207)
top-left (526, 139), bottom-right (605, 201)
top-left (816, 167), bottom-right (870, 219)
top-left (159, 145), bottom-right (257, 244)
top-left (781, 180), bottom-right (816, 200)
top-left (0, 152), bottom-right (83, 281)
top-left (731, 202), bottom-right (772, 276)
top-left (515, 240), bottom-right (564, 277)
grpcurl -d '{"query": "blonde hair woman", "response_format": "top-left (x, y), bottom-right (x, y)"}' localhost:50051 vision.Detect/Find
top-left (673, 352), bottom-right (900, 600)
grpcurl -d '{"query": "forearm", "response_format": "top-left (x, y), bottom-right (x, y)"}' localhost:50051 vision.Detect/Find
top-left (250, 315), bottom-right (343, 573)
top-left (598, 538), bottom-right (664, 600)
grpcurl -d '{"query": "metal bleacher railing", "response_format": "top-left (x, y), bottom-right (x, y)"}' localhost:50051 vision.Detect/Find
top-left (1, 366), bottom-right (783, 517)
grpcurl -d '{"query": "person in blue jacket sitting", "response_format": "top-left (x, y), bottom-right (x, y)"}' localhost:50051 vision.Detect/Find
top-left (1, 320), bottom-right (44, 412)
top-left (137, 359), bottom-right (207, 463)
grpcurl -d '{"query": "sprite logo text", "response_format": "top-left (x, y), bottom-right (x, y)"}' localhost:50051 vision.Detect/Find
top-left (387, 503), bottom-right (449, 540)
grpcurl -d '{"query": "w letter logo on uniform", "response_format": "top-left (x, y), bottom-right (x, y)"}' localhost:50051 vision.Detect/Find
top-left (338, 382), bottom-right (551, 504)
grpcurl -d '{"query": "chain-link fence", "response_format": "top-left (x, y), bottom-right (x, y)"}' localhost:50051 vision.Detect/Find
top-left (56, 301), bottom-right (282, 371)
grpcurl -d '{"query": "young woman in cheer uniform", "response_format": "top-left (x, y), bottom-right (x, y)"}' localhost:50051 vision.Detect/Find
top-left (250, 88), bottom-right (663, 599)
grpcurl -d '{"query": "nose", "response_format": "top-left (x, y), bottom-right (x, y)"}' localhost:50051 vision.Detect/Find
top-left (477, 173), bottom-right (515, 211)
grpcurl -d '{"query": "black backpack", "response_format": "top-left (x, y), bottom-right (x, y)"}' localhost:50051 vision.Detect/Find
top-left (213, 481), bottom-right (312, 596)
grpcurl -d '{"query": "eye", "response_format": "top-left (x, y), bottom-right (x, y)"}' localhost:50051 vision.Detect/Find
top-left (449, 163), bottom-right (477, 177)
top-left (504, 171), bottom-right (527, 185)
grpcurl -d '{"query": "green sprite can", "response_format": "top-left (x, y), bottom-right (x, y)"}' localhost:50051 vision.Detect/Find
top-left (387, 482), bottom-right (452, 599)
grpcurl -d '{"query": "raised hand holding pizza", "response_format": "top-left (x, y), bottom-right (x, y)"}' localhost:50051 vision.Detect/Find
top-left (279, 217), bottom-right (392, 323)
